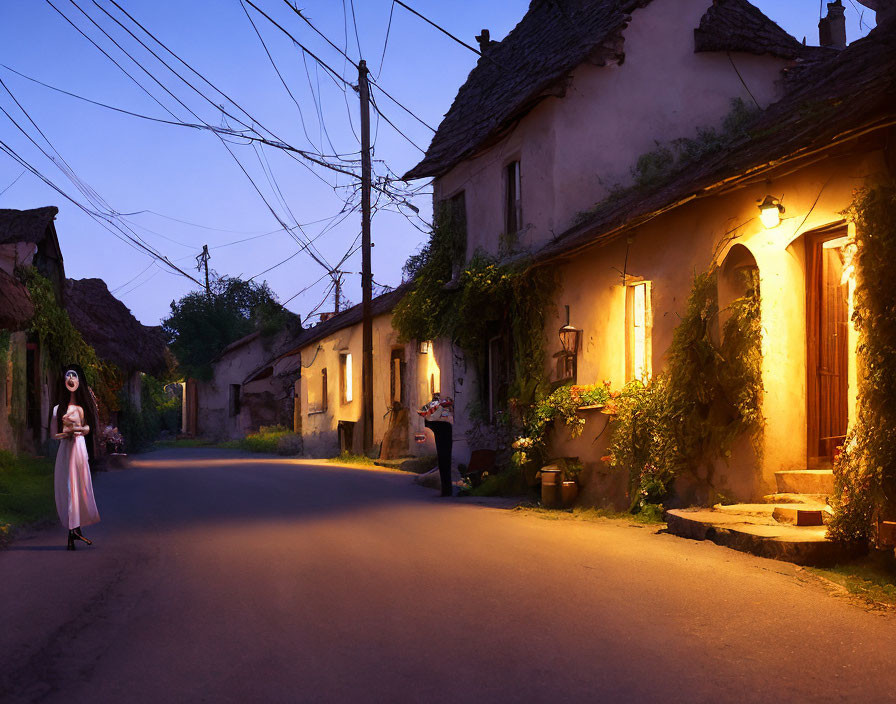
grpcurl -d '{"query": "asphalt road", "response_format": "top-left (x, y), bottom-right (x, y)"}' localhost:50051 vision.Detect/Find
top-left (1, 448), bottom-right (895, 704)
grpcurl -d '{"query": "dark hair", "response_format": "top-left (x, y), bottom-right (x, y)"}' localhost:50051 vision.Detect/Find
top-left (52, 364), bottom-right (99, 461)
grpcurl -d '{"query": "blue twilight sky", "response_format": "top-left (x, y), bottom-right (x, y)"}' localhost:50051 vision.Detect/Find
top-left (0, 1), bottom-right (875, 325)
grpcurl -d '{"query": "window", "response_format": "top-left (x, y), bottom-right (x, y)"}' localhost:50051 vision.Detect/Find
top-left (505, 161), bottom-right (522, 235)
top-left (390, 349), bottom-right (405, 407)
top-left (228, 384), bottom-right (241, 417)
top-left (306, 367), bottom-right (328, 414)
top-left (340, 353), bottom-right (353, 404)
top-left (626, 281), bottom-right (652, 382)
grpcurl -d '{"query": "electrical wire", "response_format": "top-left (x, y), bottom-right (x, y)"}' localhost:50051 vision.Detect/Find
top-left (377, 0), bottom-right (396, 79)
top-left (0, 169), bottom-right (25, 197)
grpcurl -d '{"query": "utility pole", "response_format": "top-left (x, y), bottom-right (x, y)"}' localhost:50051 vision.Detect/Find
top-left (359, 59), bottom-right (374, 455)
top-left (196, 244), bottom-right (211, 297)
top-left (333, 271), bottom-right (343, 313)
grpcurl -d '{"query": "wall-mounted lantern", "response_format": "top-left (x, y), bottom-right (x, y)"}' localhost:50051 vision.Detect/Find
top-left (556, 305), bottom-right (582, 382)
top-left (758, 195), bottom-right (785, 229)
top-left (559, 324), bottom-right (581, 357)
top-left (417, 340), bottom-right (432, 355)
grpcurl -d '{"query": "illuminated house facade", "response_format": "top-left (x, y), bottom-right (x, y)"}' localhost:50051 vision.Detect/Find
top-left (267, 286), bottom-right (445, 459)
top-left (404, 0), bottom-right (895, 506)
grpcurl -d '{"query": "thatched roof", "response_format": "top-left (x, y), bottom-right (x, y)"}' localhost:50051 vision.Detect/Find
top-left (0, 206), bottom-right (59, 245)
top-left (536, 25), bottom-right (896, 262)
top-left (64, 277), bottom-right (168, 375)
top-left (404, 0), bottom-right (808, 181)
top-left (0, 268), bottom-right (34, 330)
top-left (694, 0), bottom-right (833, 59)
top-left (405, 0), bottom-right (654, 180)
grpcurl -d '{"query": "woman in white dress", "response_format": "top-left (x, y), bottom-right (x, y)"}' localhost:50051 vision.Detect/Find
top-left (52, 364), bottom-right (100, 550)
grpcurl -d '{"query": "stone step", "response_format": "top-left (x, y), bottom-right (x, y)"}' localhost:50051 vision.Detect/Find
top-left (665, 508), bottom-right (860, 566)
top-left (774, 470), bottom-right (834, 495)
top-left (762, 493), bottom-right (829, 505)
top-left (713, 503), bottom-right (829, 527)
top-left (771, 506), bottom-right (828, 527)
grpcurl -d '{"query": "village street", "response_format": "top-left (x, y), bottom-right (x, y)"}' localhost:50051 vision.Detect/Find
top-left (0, 449), bottom-right (894, 703)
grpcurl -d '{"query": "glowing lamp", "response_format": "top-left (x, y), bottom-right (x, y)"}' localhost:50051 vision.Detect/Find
top-left (559, 324), bottom-right (581, 356)
top-left (758, 195), bottom-right (785, 229)
top-left (417, 340), bottom-right (432, 355)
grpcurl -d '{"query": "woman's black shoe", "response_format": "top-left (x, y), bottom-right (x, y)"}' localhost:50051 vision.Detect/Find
top-left (67, 531), bottom-right (76, 551)
top-left (73, 527), bottom-right (92, 546)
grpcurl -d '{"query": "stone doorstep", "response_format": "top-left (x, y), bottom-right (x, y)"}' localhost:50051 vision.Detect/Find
top-left (665, 509), bottom-right (855, 567)
top-left (713, 502), bottom-right (831, 527)
top-left (762, 492), bottom-right (830, 505)
top-left (775, 469), bottom-right (835, 495)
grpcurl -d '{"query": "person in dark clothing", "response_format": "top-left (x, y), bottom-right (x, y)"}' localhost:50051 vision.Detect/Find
top-left (419, 394), bottom-right (454, 497)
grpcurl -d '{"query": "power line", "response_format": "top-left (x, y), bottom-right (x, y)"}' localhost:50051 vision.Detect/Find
top-left (0, 74), bottom-right (187, 263)
top-left (369, 87), bottom-right (425, 153)
top-left (242, 0), bottom-right (355, 88)
top-left (392, 0), bottom-right (484, 58)
top-left (238, 0), bottom-right (319, 154)
top-left (53, 2), bottom-right (342, 275)
top-left (0, 136), bottom-right (203, 284)
top-left (0, 169), bottom-right (25, 197)
top-left (377, 1), bottom-right (396, 80)
top-left (111, 258), bottom-right (156, 293)
top-left (348, 0), bottom-right (364, 59)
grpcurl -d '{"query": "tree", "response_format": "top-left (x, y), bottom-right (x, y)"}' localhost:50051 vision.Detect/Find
top-left (162, 276), bottom-right (298, 380)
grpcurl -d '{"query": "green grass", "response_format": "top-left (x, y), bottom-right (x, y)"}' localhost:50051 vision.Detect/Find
top-left (153, 426), bottom-right (302, 456)
top-left (470, 470), bottom-right (531, 497)
top-left (0, 449), bottom-right (56, 535)
top-left (514, 505), bottom-right (666, 525)
top-left (327, 453), bottom-right (375, 466)
top-left (809, 553), bottom-right (896, 607)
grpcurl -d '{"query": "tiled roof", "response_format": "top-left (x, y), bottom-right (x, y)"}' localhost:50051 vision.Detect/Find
top-left (275, 285), bottom-right (410, 360)
top-left (536, 27), bottom-right (896, 262)
top-left (404, 0), bottom-right (653, 180)
top-left (404, 0), bottom-right (813, 182)
top-left (694, 0), bottom-right (833, 60)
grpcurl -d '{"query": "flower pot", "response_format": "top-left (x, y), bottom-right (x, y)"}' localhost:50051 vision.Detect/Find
top-left (541, 466), bottom-right (562, 508)
top-left (561, 480), bottom-right (578, 507)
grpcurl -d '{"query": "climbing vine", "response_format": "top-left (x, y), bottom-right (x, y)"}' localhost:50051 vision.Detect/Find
top-left (23, 268), bottom-right (121, 414)
top-left (829, 180), bottom-right (896, 544)
top-left (394, 208), bottom-right (556, 404)
top-left (605, 268), bottom-right (764, 512)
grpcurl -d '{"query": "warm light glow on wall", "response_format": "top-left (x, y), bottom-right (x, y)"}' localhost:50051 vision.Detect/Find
top-left (758, 195), bottom-right (785, 229)
top-left (626, 281), bottom-right (652, 382)
top-left (342, 353), bottom-right (353, 403)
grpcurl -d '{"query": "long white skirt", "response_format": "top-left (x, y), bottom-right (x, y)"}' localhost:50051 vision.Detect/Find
top-left (54, 435), bottom-right (100, 530)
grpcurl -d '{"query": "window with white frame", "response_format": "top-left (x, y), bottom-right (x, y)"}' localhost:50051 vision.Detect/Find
top-left (340, 352), bottom-right (353, 404)
top-left (626, 281), bottom-right (652, 382)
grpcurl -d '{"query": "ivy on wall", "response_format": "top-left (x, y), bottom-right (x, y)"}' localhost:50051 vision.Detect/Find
top-left (394, 208), bottom-right (556, 406)
top-left (829, 180), bottom-right (896, 544)
top-left (23, 268), bottom-right (122, 415)
top-left (605, 268), bottom-right (764, 512)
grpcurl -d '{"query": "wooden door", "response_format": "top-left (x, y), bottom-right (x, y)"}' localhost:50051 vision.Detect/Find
top-left (806, 229), bottom-right (849, 468)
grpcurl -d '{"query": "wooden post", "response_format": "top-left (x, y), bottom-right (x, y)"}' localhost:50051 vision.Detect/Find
top-left (359, 60), bottom-right (374, 455)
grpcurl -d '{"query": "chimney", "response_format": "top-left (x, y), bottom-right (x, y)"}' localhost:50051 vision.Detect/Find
top-left (819, 0), bottom-right (847, 50)
top-left (475, 29), bottom-right (491, 53)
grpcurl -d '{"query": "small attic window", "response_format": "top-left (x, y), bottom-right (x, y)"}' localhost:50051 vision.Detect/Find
top-left (505, 161), bottom-right (522, 235)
